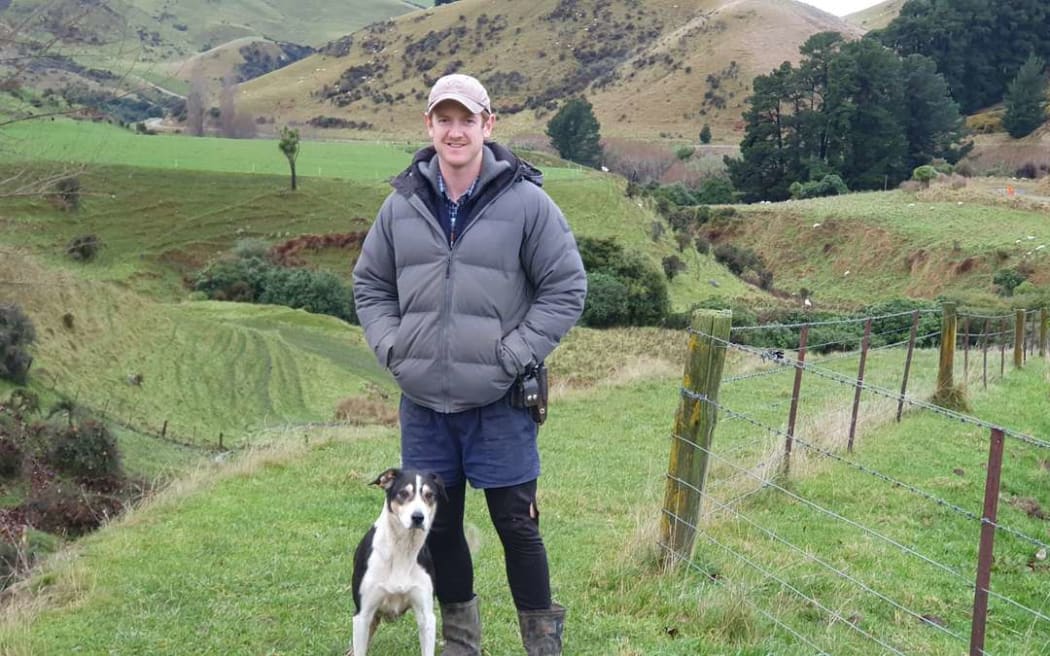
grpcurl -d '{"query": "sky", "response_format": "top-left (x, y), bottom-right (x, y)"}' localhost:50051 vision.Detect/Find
top-left (797, 0), bottom-right (887, 17)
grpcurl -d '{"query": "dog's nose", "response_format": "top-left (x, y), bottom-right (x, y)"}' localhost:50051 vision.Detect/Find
top-left (411, 511), bottom-right (425, 527)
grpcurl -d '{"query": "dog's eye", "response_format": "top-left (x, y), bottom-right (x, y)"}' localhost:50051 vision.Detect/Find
top-left (422, 491), bottom-right (434, 502)
top-left (397, 490), bottom-right (411, 501)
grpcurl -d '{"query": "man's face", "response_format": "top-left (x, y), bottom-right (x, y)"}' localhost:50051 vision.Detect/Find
top-left (425, 100), bottom-right (494, 173)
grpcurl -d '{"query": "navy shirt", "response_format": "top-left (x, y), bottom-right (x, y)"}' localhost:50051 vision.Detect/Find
top-left (437, 173), bottom-right (479, 245)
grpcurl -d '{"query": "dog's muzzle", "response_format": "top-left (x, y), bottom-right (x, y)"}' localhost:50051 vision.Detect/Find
top-left (411, 511), bottom-right (426, 529)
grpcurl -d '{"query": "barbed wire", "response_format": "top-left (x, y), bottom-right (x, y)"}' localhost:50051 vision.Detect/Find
top-left (667, 473), bottom-right (970, 646)
top-left (662, 508), bottom-right (913, 656)
top-left (669, 431), bottom-right (1050, 626)
top-left (684, 389), bottom-right (1050, 553)
top-left (694, 331), bottom-right (1050, 451)
top-left (656, 540), bottom-right (832, 656)
top-left (728, 308), bottom-right (939, 334)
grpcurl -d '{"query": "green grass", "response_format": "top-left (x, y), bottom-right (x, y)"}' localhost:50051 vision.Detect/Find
top-left (726, 189), bottom-right (1050, 307)
top-left (0, 125), bottom-right (752, 309)
top-left (2, 119), bottom-right (586, 183)
top-left (5, 340), bottom-right (1047, 655)
top-left (1, 250), bottom-right (397, 448)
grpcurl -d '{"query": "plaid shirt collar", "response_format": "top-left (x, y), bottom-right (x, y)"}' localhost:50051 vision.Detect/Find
top-left (436, 172), bottom-right (479, 205)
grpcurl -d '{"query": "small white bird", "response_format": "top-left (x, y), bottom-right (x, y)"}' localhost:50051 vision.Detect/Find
top-left (844, 270), bottom-right (850, 276)
top-left (812, 223), bottom-right (821, 228)
top-left (803, 298), bottom-right (812, 309)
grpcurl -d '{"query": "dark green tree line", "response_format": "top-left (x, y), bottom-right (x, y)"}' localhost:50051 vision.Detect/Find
top-left (727, 32), bottom-right (968, 202)
top-left (874, 0), bottom-right (1050, 114)
top-left (1002, 54), bottom-right (1048, 138)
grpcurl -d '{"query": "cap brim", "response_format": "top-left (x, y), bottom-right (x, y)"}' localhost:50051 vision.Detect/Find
top-left (426, 93), bottom-right (486, 115)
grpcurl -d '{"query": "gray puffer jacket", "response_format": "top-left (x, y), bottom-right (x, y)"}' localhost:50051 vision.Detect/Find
top-left (352, 142), bottom-right (587, 413)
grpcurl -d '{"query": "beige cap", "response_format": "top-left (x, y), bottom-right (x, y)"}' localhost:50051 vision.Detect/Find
top-left (426, 74), bottom-right (491, 115)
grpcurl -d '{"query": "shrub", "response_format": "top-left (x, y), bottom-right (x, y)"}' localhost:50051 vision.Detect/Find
top-left (695, 177), bottom-right (735, 204)
top-left (911, 165), bottom-right (938, 187)
top-left (66, 234), bottom-right (102, 261)
top-left (193, 255), bottom-right (272, 302)
top-left (231, 238), bottom-right (271, 260)
top-left (694, 235), bottom-right (711, 255)
top-left (52, 177), bottom-right (80, 211)
top-left (259, 268), bottom-right (357, 323)
top-left (675, 145), bottom-right (695, 161)
top-left (662, 255), bottom-right (687, 280)
top-left (577, 237), bottom-right (670, 326)
top-left (22, 484), bottom-right (122, 536)
top-left (43, 418), bottom-right (122, 480)
top-left (0, 436), bottom-right (22, 478)
top-left (699, 124), bottom-right (712, 144)
top-left (580, 272), bottom-right (630, 328)
top-left (993, 268), bottom-right (1027, 296)
top-left (789, 174), bottom-right (849, 199)
top-left (0, 304), bottom-right (35, 385)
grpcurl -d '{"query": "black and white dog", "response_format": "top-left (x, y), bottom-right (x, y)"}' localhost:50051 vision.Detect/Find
top-left (351, 468), bottom-right (446, 656)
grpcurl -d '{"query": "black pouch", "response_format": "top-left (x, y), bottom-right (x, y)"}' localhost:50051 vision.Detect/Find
top-left (511, 363), bottom-right (549, 425)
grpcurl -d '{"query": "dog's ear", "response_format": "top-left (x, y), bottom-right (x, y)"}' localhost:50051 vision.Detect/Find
top-left (428, 473), bottom-right (448, 502)
top-left (371, 468), bottom-right (400, 490)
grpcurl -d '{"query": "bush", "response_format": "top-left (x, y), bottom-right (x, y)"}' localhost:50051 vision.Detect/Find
top-left (260, 268), bottom-right (357, 323)
top-left (789, 174), bottom-right (849, 199)
top-left (576, 237), bottom-right (670, 326)
top-left (580, 272), bottom-right (630, 327)
top-left (0, 304), bottom-right (35, 385)
top-left (662, 255), bottom-right (687, 280)
top-left (66, 234), bottom-right (102, 261)
top-left (699, 124), bottom-right (712, 144)
top-left (22, 484), bottom-right (122, 536)
top-left (194, 255), bottom-right (272, 302)
top-left (43, 418), bottom-right (122, 480)
top-left (911, 165), bottom-right (938, 187)
top-left (695, 177), bottom-right (735, 204)
top-left (52, 177), bottom-right (80, 211)
top-left (675, 145), bottom-right (695, 161)
top-left (993, 268), bottom-right (1027, 296)
top-left (0, 436), bottom-right (22, 478)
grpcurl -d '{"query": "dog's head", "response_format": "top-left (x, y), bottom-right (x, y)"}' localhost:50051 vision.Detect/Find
top-left (371, 468), bottom-right (446, 531)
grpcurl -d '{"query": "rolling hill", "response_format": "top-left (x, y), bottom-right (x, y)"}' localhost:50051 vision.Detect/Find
top-left (844, 0), bottom-right (905, 31)
top-left (236, 0), bottom-right (864, 141)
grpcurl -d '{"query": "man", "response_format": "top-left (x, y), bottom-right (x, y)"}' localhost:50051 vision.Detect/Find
top-left (352, 73), bottom-right (587, 655)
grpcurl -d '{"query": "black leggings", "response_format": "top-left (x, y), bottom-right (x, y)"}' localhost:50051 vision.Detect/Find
top-left (427, 479), bottom-right (551, 611)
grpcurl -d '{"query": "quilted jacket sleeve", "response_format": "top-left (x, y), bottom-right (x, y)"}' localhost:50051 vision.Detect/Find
top-left (352, 195), bottom-right (402, 368)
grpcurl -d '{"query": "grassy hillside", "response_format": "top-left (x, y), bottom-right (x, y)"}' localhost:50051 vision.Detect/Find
top-left (706, 182), bottom-right (1050, 308)
top-left (0, 248), bottom-right (395, 447)
top-left (4, 336), bottom-right (1047, 654)
top-left (844, 0), bottom-right (905, 31)
top-left (0, 119), bottom-right (758, 309)
top-left (236, 0), bottom-right (862, 141)
top-left (4, 0), bottom-right (424, 59)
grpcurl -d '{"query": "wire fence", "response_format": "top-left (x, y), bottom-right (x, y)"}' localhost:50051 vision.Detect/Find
top-left (660, 305), bottom-right (1050, 656)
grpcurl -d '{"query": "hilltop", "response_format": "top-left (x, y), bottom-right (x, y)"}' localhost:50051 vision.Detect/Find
top-left (236, 0), bottom-right (863, 141)
top-left (844, 0), bottom-right (905, 31)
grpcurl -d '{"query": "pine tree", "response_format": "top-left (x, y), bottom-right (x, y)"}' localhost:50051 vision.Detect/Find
top-left (699, 124), bottom-right (712, 144)
top-left (546, 97), bottom-right (603, 168)
top-left (1003, 54), bottom-right (1048, 138)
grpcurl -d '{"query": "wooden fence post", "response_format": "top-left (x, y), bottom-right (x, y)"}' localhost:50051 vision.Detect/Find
top-left (981, 319), bottom-right (989, 391)
top-left (970, 428), bottom-right (1005, 656)
top-left (661, 310), bottom-right (732, 568)
top-left (999, 319), bottom-right (1006, 378)
top-left (847, 318), bottom-right (872, 452)
top-left (933, 302), bottom-right (966, 409)
top-left (783, 323), bottom-right (809, 476)
top-left (1014, 309), bottom-right (1025, 369)
top-left (896, 311), bottom-right (920, 423)
top-left (1040, 308), bottom-right (1048, 358)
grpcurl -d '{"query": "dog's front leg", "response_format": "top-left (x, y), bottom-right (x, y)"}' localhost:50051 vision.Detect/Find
top-left (351, 608), bottom-right (375, 656)
top-left (412, 591), bottom-right (436, 656)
